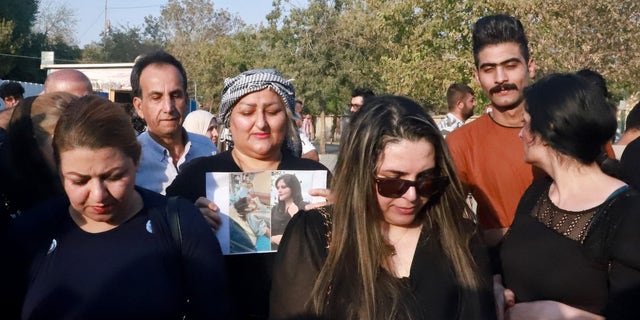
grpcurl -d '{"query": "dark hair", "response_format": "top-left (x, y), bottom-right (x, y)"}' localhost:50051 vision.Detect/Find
top-left (626, 102), bottom-right (640, 131)
top-left (53, 95), bottom-right (141, 166)
top-left (117, 102), bottom-right (147, 134)
top-left (524, 73), bottom-right (617, 164)
top-left (576, 68), bottom-right (610, 99)
top-left (446, 83), bottom-right (474, 110)
top-left (472, 14), bottom-right (530, 67)
top-left (351, 87), bottom-right (375, 99)
top-left (0, 81), bottom-right (25, 99)
top-left (130, 50), bottom-right (188, 99)
top-left (233, 197), bottom-right (253, 220)
top-left (274, 174), bottom-right (305, 213)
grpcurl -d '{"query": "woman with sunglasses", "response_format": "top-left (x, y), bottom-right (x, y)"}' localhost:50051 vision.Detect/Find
top-left (270, 95), bottom-right (496, 319)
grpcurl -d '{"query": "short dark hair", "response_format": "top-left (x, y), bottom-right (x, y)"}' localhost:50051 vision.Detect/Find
top-left (0, 81), bottom-right (25, 99)
top-left (446, 83), bottom-right (474, 111)
top-left (576, 68), bottom-right (610, 99)
top-left (524, 73), bottom-right (617, 164)
top-left (130, 50), bottom-right (188, 99)
top-left (472, 14), bottom-right (530, 67)
top-left (351, 87), bottom-right (375, 99)
top-left (625, 102), bottom-right (640, 131)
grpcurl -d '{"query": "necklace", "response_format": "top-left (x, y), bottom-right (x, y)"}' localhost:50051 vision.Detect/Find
top-left (388, 227), bottom-right (411, 256)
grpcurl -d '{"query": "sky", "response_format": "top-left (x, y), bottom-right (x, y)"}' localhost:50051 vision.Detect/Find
top-left (62, 0), bottom-right (294, 47)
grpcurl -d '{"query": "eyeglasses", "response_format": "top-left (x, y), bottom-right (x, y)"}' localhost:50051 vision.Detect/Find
top-left (375, 176), bottom-right (449, 198)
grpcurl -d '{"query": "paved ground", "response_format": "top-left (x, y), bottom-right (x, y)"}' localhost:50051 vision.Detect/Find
top-left (313, 142), bottom-right (338, 173)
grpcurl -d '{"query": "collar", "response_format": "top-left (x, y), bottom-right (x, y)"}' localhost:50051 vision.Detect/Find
top-left (140, 128), bottom-right (191, 162)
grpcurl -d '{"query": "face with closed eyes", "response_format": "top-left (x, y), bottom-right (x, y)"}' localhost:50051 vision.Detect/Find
top-left (133, 63), bottom-right (188, 140)
top-left (375, 138), bottom-right (435, 227)
top-left (60, 147), bottom-right (138, 224)
top-left (229, 88), bottom-right (287, 160)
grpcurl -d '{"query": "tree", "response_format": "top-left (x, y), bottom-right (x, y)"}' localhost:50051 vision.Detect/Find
top-left (480, 0), bottom-right (640, 102)
top-left (82, 24), bottom-right (164, 63)
top-left (33, 0), bottom-right (78, 45)
top-left (158, 0), bottom-right (245, 107)
top-left (0, 0), bottom-right (38, 79)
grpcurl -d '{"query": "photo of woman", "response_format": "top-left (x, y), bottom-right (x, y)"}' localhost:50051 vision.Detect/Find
top-left (270, 174), bottom-right (308, 249)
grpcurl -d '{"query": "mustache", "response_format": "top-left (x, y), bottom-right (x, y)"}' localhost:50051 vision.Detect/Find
top-left (489, 83), bottom-right (518, 94)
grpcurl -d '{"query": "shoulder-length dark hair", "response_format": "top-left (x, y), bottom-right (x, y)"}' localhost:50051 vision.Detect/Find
top-left (309, 95), bottom-right (483, 319)
top-left (524, 72), bottom-right (617, 164)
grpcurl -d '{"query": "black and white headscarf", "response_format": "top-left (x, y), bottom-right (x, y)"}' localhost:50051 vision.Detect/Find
top-left (218, 69), bottom-right (301, 157)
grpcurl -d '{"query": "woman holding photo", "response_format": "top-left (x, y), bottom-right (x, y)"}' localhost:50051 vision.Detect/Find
top-left (166, 69), bottom-right (330, 319)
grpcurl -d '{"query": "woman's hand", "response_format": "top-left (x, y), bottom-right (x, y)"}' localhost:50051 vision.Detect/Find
top-left (505, 300), bottom-right (604, 320)
top-left (271, 235), bottom-right (283, 245)
top-left (494, 275), bottom-right (515, 320)
top-left (195, 197), bottom-right (222, 232)
top-left (304, 188), bottom-right (334, 210)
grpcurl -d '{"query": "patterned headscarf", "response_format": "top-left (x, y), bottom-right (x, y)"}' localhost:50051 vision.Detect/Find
top-left (219, 69), bottom-right (296, 126)
top-left (218, 69), bottom-right (301, 157)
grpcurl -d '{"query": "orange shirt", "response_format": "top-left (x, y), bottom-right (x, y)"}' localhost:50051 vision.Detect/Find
top-left (446, 114), bottom-right (540, 229)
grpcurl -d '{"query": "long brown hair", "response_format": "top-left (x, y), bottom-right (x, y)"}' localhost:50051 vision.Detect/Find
top-left (309, 95), bottom-right (482, 319)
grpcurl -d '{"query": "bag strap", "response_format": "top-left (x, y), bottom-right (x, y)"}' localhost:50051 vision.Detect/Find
top-left (165, 196), bottom-right (183, 252)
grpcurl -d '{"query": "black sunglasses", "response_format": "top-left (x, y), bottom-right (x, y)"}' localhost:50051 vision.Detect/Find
top-left (375, 176), bottom-right (449, 198)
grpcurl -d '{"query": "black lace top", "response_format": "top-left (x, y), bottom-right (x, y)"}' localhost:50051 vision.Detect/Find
top-left (501, 178), bottom-right (640, 318)
top-left (531, 192), bottom-right (599, 243)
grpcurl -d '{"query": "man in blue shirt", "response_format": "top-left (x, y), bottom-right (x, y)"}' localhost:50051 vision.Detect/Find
top-left (131, 51), bottom-right (217, 194)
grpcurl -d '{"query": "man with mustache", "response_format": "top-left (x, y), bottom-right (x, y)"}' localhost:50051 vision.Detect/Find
top-left (446, 14), bottom-right (541, 248)
top-left (131, 50), bottom-right (217, 194)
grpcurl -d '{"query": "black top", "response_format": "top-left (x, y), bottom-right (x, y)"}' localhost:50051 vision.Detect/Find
top-left (271, 201), bottom-right (309, 236)
top-left (501, 178), bottom-right (640, 319)
top-left (620, 136), bottom-right (640, 190)
top-left (1, 187), bottom-right (229, 319)
top-left (270, 209), bottom-right (497, 320)
top-left (166, 150), bottom-right (330, 319)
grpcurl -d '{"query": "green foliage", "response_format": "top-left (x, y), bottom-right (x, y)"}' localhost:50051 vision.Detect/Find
top-left (0, 0), bottom-right (39, 79)
top-left (82, 25), bottom-right (163, 63)
top-left (8, 0), bottom-right (637, 117)
top-left (0, 0), bottom-right (38, 40)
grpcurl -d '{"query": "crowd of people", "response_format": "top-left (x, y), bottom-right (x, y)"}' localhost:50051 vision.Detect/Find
top-left (0, 12), bottom-right (639, 320)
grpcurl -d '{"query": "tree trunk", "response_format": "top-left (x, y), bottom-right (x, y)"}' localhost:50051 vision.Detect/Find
top-left (319, 110), bottom-right (326, 154)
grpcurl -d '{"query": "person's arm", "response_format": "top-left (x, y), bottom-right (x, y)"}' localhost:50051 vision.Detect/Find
top-left (467, 222), bottom-right (499, 320)
top-left (177, 198), bottom-right (230, 319)
top-left (505, 300), bottom-right (604, 320)
top-left (270, 209), bottom-right (329, 320)
top-left (299, 130), bottom-right (319, 161)
top-left (605, 195), bottom-right (640, 319)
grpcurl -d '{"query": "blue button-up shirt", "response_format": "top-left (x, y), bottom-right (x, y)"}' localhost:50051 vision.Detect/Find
top-left (136, 130), bottom-right (217, 194)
